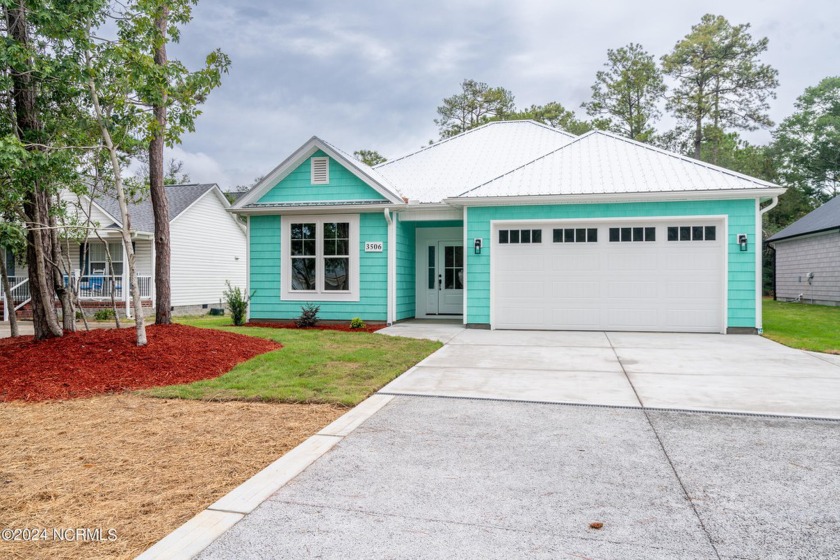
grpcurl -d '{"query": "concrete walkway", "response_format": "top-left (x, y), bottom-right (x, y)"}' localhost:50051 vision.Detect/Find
top-left (380, 325), bottom-right (840, 419)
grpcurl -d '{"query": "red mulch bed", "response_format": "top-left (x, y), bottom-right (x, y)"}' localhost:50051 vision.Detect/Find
top-left (0, 324), bottom-right (281, 402)
top-left (247, 321), bottom-right (386, 333)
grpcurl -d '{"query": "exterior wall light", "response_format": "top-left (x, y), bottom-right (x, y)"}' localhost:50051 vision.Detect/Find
top-left (474, 238), bottom-right (482, 255)
top-left (737, 233), bottom-right (748, 252)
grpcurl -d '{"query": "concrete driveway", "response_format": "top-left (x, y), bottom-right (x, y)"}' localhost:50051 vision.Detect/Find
top-left (380, 325), bottom-right (840, 419)
top-left (145, 325), bottom-right (840, 559)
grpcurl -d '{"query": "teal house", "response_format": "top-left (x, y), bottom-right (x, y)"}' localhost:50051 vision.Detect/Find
top-left (231, 121), bottom-right (784, 333)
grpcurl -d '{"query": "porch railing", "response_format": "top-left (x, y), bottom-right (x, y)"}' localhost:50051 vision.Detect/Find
top-left (74, 275), bottom-right (152, 300)
top-left (7, 276), bottom-right (30, 302)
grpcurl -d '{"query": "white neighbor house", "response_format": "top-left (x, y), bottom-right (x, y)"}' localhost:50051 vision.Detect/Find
top-left (2, 184), bottom-right (246, 319)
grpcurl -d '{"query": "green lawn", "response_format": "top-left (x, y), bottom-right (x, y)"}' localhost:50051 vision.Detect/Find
top-left (762, 299), bottom-right (840, 354)
top-left (140, 316), bottom-right (441, 405)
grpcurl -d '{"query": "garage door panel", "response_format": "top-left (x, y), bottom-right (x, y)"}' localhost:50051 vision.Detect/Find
top-left (493, 220), bottom-right (725, 332)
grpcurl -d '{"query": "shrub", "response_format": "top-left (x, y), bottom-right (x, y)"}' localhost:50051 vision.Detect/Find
top-left (223, 281), bottom-right (252, 326)
top-left (296, 303), bottom-right (320, 328)
top-left (350, 317), bottom-right (366, 329)
top-left (93, 308), bottom-right (115, 321)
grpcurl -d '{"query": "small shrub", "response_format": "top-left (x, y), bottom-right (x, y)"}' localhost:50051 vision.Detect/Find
top-left (296, 303), bottom-right (320, 328)
top-left (349, 317), bottom-right (366, 329)
top-left (223, 281), bottom-right (252, 326)
top-left (93, 308), bottom-right (115, 321)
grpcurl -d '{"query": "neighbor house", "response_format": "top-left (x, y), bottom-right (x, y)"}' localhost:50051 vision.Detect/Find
top-left (768, 195), bottom-right (840, 306)
top-left (231, 121), bottom-right (785, 333)
top-left (2, 183), bottom-right (246, 319)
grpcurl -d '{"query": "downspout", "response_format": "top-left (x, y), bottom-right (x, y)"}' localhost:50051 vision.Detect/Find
top-left (759, 197), bottom-right (779, 304)
top-left (385, 208), bottom-right (396, 325)
top-left (759, 196), bottom-right (779, 216)
top-left (756, 196), bottom-right (778, 333)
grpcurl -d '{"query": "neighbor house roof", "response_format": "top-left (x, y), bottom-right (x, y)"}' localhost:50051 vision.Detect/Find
top-left (374, 120), bottom-right (576, 203)
top-left (767, 196), bottom-right (840, 243)
top-left (94, 183), bottom-right (219, 233)
top-left (452, 130), bottom-right (782, 200)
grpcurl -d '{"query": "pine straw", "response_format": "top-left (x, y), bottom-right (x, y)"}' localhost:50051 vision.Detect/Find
top-left (0, 394), bottom-right (344, 560)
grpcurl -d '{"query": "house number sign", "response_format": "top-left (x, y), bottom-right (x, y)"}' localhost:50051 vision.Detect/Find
top-left (364, 241), bottom-right (383, 252)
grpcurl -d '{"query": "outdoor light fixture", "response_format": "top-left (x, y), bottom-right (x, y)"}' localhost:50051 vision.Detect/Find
top-left (474, 238), bottom-right (482, 255)
top-left (737, 233), bottom-right (748, 252)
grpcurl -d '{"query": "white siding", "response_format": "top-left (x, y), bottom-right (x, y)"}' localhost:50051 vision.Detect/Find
top-left (170, 190), bottom-right (246, 307)
top-left (65, 239), bottom-right (153, 277)
top-left (61, 192), bottom-right (117, 230)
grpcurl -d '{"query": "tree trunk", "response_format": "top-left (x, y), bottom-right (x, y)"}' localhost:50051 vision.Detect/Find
top-left (5, 0), bottom-right (63, 339)
top-left (0, 254), bottom-right (19, 337)
top-left (50, 212), bottom-right (75, 332)
top-left (150, 4), bottom-right (172, 325)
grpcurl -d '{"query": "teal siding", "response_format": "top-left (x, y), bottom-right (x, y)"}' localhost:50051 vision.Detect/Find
top-left (465, 200), bottom-right (757, 328)
top-left (258, 150), bottom-right (387, 204)
top-left (249, 213), bottom-right (388, 321)
top-left (396, 217), bottom-right (416, 320)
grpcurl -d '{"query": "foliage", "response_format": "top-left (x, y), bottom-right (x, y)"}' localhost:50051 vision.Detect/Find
top-left (583, 43), bottom-right (666, 142)
top-left (435, 79), bottom-right (515, 138)
top-left (93, 308), bottom-right (116, 321)
top-left (133, 156), bottom-right (191, 186)
top-left (223, 280), bottom-right (250, 326)
top-left (772, 77), bottom-right (840, 204)
top-left (144, 315), bottom-right (442, 405)
top-left (353, 149), bottom-right (387, 166)
top-left (661, 14), bottom-right (779, 160)
top-left (504, 102), bottom-right (596, 135)
top-left (349, 317), bottom-right (366, 329)
top-left (762, 299), bottom-right (840, 354)
top-left (296, 303), bottom-right (320, 328)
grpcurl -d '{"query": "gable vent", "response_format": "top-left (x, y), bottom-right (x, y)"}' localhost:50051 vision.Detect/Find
top-left (311, 157), bottom-right (329, 185)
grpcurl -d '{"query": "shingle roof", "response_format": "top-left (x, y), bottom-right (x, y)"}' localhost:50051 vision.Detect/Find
top-left (95, 183), bottom-right (218, 233)
top-left (374, 121), bottom-right (576, 203)
top-left (455, 130), bottom-right (780, 199)
top-left (768, 196), bottom-right (840, 242)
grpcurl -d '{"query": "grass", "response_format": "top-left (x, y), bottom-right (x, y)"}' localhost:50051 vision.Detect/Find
top-left (762, 298), bottom-right (840, 354)
top-left (140, 316), bottom-right (441, 405)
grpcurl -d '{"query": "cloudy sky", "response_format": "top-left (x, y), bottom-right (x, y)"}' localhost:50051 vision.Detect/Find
top-left (165, 0), bottom-right (840, 189)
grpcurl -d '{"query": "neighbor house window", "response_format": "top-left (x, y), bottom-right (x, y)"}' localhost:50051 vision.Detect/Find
top-left (311, 157), bottom-right (329, 185)
top-left (282, 215), bottom-right (360, 301)
top-left (83, 241), bottom-right (123, 276)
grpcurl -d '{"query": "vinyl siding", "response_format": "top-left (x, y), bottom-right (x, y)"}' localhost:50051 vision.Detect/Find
top-left (258, 150), bottom-right (387, 204)
top-left (65, 239), bottom-right (153, 277)
top-left (170, 190), bottom-right (247, 307)
top-left (249, 212), bottom-right (388, 321)
top-left (465, 199), bottom-right (758, 328)
top-left (774, 231), bottom-right (840, 305)
top-left (396, 217), bottom-right (416, 320)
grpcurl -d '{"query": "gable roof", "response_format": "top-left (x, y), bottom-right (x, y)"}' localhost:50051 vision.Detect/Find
top-left (374, 120), bottom-right (576, 203)
top-left (768, 196), bottom-right (840, 242)
top-left (94, 183), bottom-right (220, 232)
top-left (233, 136), bottom-right (404, 208)
top-left (453, 130), bottom-right (783, 201)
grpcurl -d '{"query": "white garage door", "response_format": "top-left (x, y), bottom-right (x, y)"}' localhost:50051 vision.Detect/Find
top-left (492, 220), bottom-right (725, 332)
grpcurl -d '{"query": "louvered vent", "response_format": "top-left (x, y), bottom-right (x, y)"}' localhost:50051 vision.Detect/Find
top-left (311, 157), bottom-right (329, 184)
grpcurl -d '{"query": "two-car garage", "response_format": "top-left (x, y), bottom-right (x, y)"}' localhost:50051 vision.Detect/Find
top-left (492, 219), bottom-right (726, 333)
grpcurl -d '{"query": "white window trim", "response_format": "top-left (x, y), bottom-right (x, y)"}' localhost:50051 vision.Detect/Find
top-left (281, 214), bottom-right (360, 302)
top-left (311, 156), bottom-right (329, 185)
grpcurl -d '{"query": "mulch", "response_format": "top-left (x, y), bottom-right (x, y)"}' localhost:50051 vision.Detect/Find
top-left (247, 321), bottom-right (387, 333)
top-left (0, 324), bottom-right (281, 402)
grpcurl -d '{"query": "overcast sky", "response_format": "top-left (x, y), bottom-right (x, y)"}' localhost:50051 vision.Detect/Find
top-left (165, 0), bottom-right (840, 189)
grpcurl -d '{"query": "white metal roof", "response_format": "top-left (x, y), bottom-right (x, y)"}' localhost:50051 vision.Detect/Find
top-left (456, 130), bottom-right (780, 199)
top-left (375, 121), bottom-right (576, 203)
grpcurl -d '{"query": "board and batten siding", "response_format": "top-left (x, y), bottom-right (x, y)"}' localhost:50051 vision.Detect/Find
top-left (249, 213), bottom-right (388, 321)
top-left (774, 231), bottom-right (840, 305)
top-left (257, 150), bottom-right (388, 204)
top-left (465, 199), bottom-right (758, 329)
top-left (170, 190), bottom-right (246, 308)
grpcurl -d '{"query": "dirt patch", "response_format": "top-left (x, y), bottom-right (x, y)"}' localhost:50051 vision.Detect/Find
top-left (247, 321), bottom-right (386, 333)
top-left (0, 394), bottom-right (344, 559)
top-left (0, 324), bottom-right (281, 402)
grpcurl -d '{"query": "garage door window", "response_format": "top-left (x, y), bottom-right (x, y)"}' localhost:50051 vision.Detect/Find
top-left (553, 228), bottom-right (597, 243)
top-left (609, 227), bottom-right (655, 242)
top-left (499, 229), bottom-right (542, 244)
top-left (667, 225), bottom-right (716, 241)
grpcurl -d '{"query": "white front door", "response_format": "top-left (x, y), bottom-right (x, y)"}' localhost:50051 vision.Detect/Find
top-left (425, 242), bottom-right (464, 315)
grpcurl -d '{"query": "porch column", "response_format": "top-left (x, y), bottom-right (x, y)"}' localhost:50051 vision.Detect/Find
top-left (124, 238), bottom-right (130, 319)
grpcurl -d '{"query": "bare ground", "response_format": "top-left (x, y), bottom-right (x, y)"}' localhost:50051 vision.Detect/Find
top-left (0, 394), bottom-right (344, 559)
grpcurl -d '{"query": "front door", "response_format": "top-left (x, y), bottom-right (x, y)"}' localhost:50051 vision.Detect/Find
top-left (425, 242), bottom-right (463, 315)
